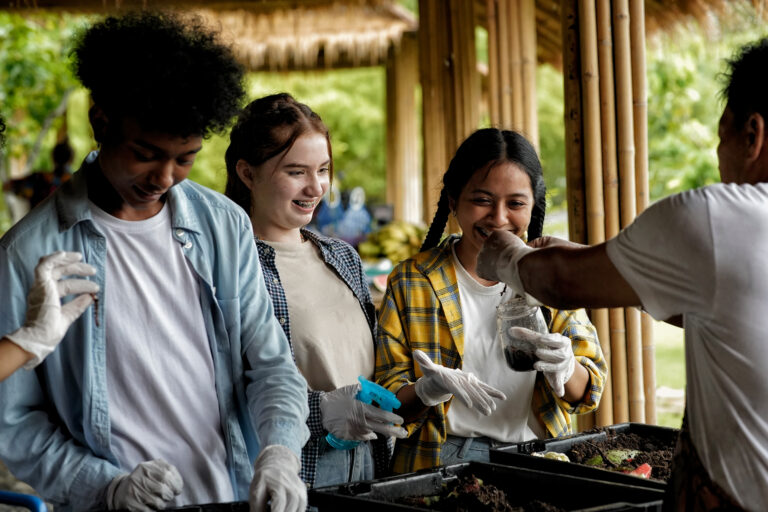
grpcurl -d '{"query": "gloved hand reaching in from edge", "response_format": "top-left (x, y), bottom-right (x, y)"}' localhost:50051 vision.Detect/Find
top-left (509, 326), bottom-right (576, 398)
top-left (249, 445), bottom-right (306, 512)
top-left (413, 350), bottom-right (507, 415)
top-left (6, 251), bottom-right (99, 368)
top-left (476, 230), bottom-right (542, 306)
top-left (107, 459), bottom-right (183, 512)
top-left (320, 383), bottom-right (408, 441)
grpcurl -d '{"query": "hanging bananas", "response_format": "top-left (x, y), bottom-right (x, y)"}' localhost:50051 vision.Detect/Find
top-left (357, 220), bottom-right (427, 265)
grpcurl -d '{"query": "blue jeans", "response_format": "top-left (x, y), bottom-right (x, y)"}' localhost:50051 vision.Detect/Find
top-left (440, 435), bottom-right (502, 466)
top-left (313, 438), bottom-right (375, 488)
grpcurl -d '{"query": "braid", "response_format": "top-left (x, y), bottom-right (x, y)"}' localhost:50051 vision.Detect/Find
top-left (420, 191), bottom-right (451, 251)
top-left (527, 200), bottom-right (546, 241)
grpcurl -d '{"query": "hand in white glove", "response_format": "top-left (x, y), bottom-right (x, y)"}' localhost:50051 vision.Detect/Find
top-left (106, 459), bottom-right (183, 512)
top-left (249, 445), bottom-right (306, 512)
top-left (320, 383), bottom-right (408, 441)
top-left (6, 251), bottom-right (99, 368)
top-left (476, 231), bottom-right (542, 306)
top-left (413, 350), bottom-right (507, 415)
top-left (509, 326), bottom-right (576, 398)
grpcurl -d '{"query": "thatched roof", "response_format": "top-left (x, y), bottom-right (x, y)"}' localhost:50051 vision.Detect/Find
top-left (5, 0), bottom-right (763, 71)
top-left (199, 2), bottom-right (417, 71)
top-left (5, 0), bottom-right (417, 71)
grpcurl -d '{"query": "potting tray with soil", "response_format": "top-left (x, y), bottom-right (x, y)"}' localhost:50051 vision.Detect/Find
top-left (105, 502), bottom-right (249, 512)
top-left (490, 423), bottom-right (679, 491)
top-left (309, 461), bottom-right (664, 511)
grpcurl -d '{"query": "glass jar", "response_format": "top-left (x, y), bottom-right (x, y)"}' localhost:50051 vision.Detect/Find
top-left (496, 296), bottom-right (549, 371)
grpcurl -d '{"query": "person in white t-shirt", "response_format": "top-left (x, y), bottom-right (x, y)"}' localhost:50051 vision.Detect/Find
top-left (477, 37), bottom-right (768, 512)
top-left (0, 12), bottom-right (310, 512)
top-left (375, 128), bottom-right (607, 474)
top-left (224, 93), bottom-right (408, 491)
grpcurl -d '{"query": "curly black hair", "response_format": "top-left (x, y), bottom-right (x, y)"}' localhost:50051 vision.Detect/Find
top-left (71, 10), bottom-right (245, 138)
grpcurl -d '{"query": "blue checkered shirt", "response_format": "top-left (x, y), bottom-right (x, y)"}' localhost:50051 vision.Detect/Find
top-left (255, 228), bottom-right (394, 487)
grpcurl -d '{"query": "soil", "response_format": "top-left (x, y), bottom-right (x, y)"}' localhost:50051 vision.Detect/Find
top-left (396, 475), bottom-right (565, 512)
top-left (503, 346), bottom-right (537, 371)
top-left (564, 429), bottom-right (675, 482)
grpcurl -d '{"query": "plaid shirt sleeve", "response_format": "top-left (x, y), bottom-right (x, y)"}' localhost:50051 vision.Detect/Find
top-left (533, 307), bottom-right (608, 437)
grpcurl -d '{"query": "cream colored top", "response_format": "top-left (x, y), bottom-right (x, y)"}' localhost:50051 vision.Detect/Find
top-left (270, 238), bottom-right (374, 391)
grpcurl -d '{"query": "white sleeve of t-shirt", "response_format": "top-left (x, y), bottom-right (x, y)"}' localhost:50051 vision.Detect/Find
top-left (605, 188), bottom-right (715, 321)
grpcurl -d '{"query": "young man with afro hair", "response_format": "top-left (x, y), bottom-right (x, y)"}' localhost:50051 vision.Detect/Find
top-left (0, 11), bottom-right (310, 512)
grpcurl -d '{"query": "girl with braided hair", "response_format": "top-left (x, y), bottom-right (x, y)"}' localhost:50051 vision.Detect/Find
top-left (375, 128), bottom-right (607, 473)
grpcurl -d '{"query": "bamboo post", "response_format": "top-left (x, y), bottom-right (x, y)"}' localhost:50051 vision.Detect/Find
top-left (594, 0), bottom-right (620, 427)
top-left (560, 0), bottom-right (587, 247)
top-left (497, 0), bottom-right (513, 127)
top-left (613, 0), bottom-right (644, 423)
top-left (629, 0), bottom-right (656, 425)
top-left (578, 0), bottom-right (609, 433)
top-left (385, 32), bottom-right (421, 224)
top-left (418, 0), bottom-right (450, 225)
top-left (418, 0), bottom-right (479, 230)
top-left (508, 0), bottom-right (524, 130)
top-left (487, 0), bottom-right (501, 127)
top-left (519, 0), bottom-right (538, 147)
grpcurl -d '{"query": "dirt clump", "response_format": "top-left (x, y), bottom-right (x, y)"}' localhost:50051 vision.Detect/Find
top-left (396, 474), bottom-right (565, 512)
top-left (565, 429), bottom-right (675, 482)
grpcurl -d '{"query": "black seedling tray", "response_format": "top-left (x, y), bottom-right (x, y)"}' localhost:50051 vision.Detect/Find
top-left (309, 461), bottom-right (664, 511)
top-left (489, 422), bottom-right (679, 491)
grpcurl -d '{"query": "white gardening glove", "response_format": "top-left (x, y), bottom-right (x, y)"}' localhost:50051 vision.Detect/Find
top-left (249, 445), bottom-right (306, 512)
top-left (6, 251), bottom-right (99, 368)
top-left (477, 230), bottom-right (542, 306)
top-left (509, 326), bottom-right (576, 398)
top-left (320, 383), bottom-right (408, 441)
top-left (413, 350), bottom-right (507, 415)
top-left (106, 459), bottom-right (183, 512)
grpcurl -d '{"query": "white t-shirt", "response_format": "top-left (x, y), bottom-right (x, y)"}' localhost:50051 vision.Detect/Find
top-left (91, 202), bottom-right (233, 506)
top-left (270, 238), bottom-right (374, 391)
top-left (446, 243), bottom-right (543, 442)
top-left (606, 182), bottom-right (768, 510)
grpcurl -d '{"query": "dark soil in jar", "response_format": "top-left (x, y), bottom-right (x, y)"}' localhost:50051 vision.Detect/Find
top-left (395, 475), bottom-right (565, 512)
top-left (503, 346), bottom-right (537, 372)
top-left (565, 429), bottom-right (675, 481)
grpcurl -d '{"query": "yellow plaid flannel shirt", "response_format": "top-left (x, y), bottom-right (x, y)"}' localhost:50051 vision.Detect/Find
top-left (375, 235), bottom-right (607, 474)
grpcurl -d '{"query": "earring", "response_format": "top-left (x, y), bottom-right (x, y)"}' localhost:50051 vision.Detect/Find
top-left (522, 232), bottom-right (528, 242)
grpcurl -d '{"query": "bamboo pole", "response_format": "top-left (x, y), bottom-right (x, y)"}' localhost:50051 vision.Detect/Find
top-left (487, 0), bottom-right (501, 127)
top-left (418, 0), bottom-right (449, 225)
top-left (577, 1), bottom-right (604, 247)
top-left (595, 0), bottom-right (619, 427)
top-left (508, 0), bottom-right (524, 130)
top-left (385, 32), bottom-right (421, 224)
top-left (578, 0), bottom-right (610, 432)
top-left (613, 0), bottom-right (644, 423)
top-left (560, 0), bottom-right (587, 246)
top-left (629, 0), bottom-right (656, 425)
top-left (497, 0), bottom-right (513, 127)
top-left (520, 0), bottom-right (538, 147)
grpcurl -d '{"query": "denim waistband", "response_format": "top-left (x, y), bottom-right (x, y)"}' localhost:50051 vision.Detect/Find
top-left (445, 434), bottom-right (505, 458)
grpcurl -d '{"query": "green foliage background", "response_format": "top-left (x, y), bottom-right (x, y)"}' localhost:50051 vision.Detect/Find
top-left (1, 5), bottom-right (767, 236)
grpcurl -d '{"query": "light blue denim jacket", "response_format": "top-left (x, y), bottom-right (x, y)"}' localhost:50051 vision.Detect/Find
top-left (0, 153), bottom-right (310, 511)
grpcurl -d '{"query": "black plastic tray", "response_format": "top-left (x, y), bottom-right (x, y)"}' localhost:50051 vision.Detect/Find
top-left (309, 461), bottom-right (665, 511)
top-left (489, 423), bottom-right (679, 491)
top-left (161, 503), bottom-right (248, 512)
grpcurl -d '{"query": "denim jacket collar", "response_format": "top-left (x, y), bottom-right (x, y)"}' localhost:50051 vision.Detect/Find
top-left (56, 150), bottom-right (202, 236)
